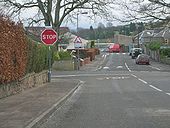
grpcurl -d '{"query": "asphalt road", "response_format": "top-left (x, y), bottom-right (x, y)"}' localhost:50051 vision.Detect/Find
top-left (39, 53), bottom-right (170, 128)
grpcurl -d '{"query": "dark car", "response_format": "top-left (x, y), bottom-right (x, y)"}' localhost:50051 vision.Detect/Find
top-left (131, 48), bottom-right (142, 59)
top-left (135, 54), bottom-right (150, 65)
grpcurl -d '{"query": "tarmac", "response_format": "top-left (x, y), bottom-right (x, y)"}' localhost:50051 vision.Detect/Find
top-left (0, 79), bottom-right (81, 128)
top-left (0, 54), bottom-right (104, 128)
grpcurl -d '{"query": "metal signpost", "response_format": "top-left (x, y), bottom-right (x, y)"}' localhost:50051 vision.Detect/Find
top-left (41, 28), bottom-right (58, 82)
top-left (74, 36), bottom-right (83, 70)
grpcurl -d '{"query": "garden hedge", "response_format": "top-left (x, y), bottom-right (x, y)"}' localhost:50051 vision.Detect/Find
top-left (0, 14), bottom-right (54, 84)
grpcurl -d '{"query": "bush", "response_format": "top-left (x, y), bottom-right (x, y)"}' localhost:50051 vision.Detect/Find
top-left (160, 48), bottom-right (170, 57)
top-left (26, 39), bottom-right (53, 73)
top-left (0, 15), bottom-right (27, 84)
top-left (148, 41), bottom-right (161, 51)
top-left (54, 51), bottom-right (71, 61)
top-left (0, 14), bottom-right (54, 84)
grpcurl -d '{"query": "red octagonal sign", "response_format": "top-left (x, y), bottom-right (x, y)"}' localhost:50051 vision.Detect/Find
top-left (41, 29), bottom-right (58, 45)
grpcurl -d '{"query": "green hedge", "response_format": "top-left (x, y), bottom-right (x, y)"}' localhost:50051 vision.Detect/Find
top-left (148, 41), bottom-right (161, 51)
top-left (54, 51), bottom-right (71, 61)
top-left (160, 48), bottom-right (170, 57)
top-left (26, 39), bottom-right (54, 73)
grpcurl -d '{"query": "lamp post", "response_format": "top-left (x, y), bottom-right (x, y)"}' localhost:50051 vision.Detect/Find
top-left (76, 12), bottom-right (88, 70)
top-left (135, 24), bottom-right (140, 48)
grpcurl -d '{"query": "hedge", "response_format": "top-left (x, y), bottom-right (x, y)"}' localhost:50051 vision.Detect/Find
top-left (26, 39), bottom-right (51, 73)
top-left (0, 14), bottom-right (54, 84)
top-left (0, 15), bottom-right (27, 84)
top-left (148, 41), bottom-right (161, 51)
top-left (53, 51), bottom-right (71, 61)
top-left (160, 48), bottom-right (170, 57)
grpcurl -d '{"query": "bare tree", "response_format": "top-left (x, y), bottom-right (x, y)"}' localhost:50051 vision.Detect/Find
top-left (113, 0), bottom-right (170, 24)
top-left (0, 0), bottom-right (115, 32)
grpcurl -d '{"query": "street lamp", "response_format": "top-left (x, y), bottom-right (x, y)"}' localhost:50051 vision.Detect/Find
top-left (135, 24), bottom-right (140, 48)
top-left (76, 12), bottom-right (88, 70)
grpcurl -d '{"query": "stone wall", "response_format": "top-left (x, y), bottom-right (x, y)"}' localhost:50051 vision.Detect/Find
top-left (0, 70), bottom-right (48, 99)
top-left (160, 57), bottom-right (170, 65)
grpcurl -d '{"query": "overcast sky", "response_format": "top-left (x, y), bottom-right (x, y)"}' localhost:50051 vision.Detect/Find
top-left (2, 0), bottom-right (132, 29)
top-left (19, 8), bottom-right (123, 30)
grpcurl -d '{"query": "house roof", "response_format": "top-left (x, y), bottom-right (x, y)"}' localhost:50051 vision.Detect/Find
top-left (64, 32), bottom-right (88, 49)
top-left (24, 26), bottom-right (70, 42)
top-left (154, 27), bottom-right (170, 39)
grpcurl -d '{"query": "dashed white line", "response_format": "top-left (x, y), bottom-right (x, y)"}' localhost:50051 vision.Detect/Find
top-left (149, 85), bottom-right (163, 92)
top-left (125, 63), bottom-right (132, 72)
top-left (104, 54), bottom-right (107, 60)
top-left (131, 74), bottom-right (137, 78)
top-left (138, 78), bottom-right (148, 84)
top-left (149, 66), bottom-right (161, 71)
top-left (166, 93), bottom-right (170, 96)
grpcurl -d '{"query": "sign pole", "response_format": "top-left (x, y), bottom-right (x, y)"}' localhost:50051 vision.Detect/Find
top-left (48, 46), bottom-right (51, 82)
top-left (41, 28), bottom-right (58, 82)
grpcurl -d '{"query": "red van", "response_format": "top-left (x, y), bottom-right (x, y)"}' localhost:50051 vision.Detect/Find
top-left (108, 43), bottom-right (121, 53)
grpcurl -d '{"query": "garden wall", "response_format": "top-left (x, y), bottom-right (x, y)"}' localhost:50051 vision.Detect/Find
top-left (0, 71), bottom-right (48, 99)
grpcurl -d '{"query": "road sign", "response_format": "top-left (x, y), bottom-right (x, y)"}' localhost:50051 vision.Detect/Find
top-left (41, 29), bottom-right (58, 45)
top-left (74, 36), bottom-right (82, 48)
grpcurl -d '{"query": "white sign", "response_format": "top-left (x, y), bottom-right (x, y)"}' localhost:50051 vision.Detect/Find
top-left (74, 36), bottom-right (82, 48)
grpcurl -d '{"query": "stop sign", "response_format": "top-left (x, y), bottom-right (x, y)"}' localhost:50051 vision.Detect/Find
top-left (41, 29), bottom-right (58, 45)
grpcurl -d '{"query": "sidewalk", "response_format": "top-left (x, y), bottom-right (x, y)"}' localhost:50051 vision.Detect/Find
top-left (80, 53), bottom-right (105, 71)
top-left (0, 79), bottom-right (80, 128)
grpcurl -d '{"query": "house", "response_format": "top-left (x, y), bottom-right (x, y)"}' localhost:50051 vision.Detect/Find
top-left (153, 27), bottom-right (170, 45)
top-left (133, 29), bottom-right (163, 45)
top-left (64, 32), bottom-right (88, 50)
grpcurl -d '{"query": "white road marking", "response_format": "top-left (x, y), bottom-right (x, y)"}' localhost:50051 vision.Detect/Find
top-left (138, 78), bottom-right (148, 84)
top-left (125, 63), bottom-right (132, 72)
top-left (131, 74), bottom-right (137, 78)
top-left (104, 54), bottom-right (107, 60)
top-left (149, 66), bottom-right (161, 71)
top-left (53, 73), bottom-right (130, 78)
top-left (103, 67), bottom-right (110, 69)
top-left (97, 76), bottom-right (130, 80)
top-left (123, 53), bottom-right (126, 55)
top-left (52, 75), bottom-right (77, 78)
top-left (149, 85), bottom-right (163, 92)
top-left (116, 66), bottom-right (123, 69)
top-left (116, 53), bottom-right (120, 55)
top-left (166, 93), bottom-right (170, 96)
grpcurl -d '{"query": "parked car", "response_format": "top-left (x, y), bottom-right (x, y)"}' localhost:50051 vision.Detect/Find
top-left (108, 43), bottom-right (121, 53)
top-left (129, 48), bottom-right (133, 56)
top-left (131, 48), bottom-right (142, 59)
top-left (100, 48), bottom-right (109, 52)
top-left (136, 54), bottom-right (150, 65)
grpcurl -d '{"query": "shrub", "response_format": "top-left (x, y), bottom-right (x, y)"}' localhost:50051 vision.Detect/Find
top-left (53, 51), bottom-right (60, 61)
top-left (54, 51), bottom-right (71, 61)
top-left (26, 39), bottom-right (53, 73)
top-left (160, 48), bottom-right (170, 57)
top-left (0, 14), bottom-right (54, 84)
top-left (148, 41), bottom-right (161, 51)
top-left (0, 15), bottom-right (27, 84)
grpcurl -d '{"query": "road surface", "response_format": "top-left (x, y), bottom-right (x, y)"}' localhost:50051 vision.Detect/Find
top-left (39, 53), bottom-right (170, 128)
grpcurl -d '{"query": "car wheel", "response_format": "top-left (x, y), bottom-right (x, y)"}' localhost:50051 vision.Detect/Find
top-left (146, 62), bottom-right (150, 65)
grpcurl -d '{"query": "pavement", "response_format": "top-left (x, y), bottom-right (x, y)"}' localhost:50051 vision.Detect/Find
top-left (0, 53), bottom-right (104, 128)
top-left (80, 53), bottom-right (105, 71)
top-left (0, 79), bottom-right (81, 128)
